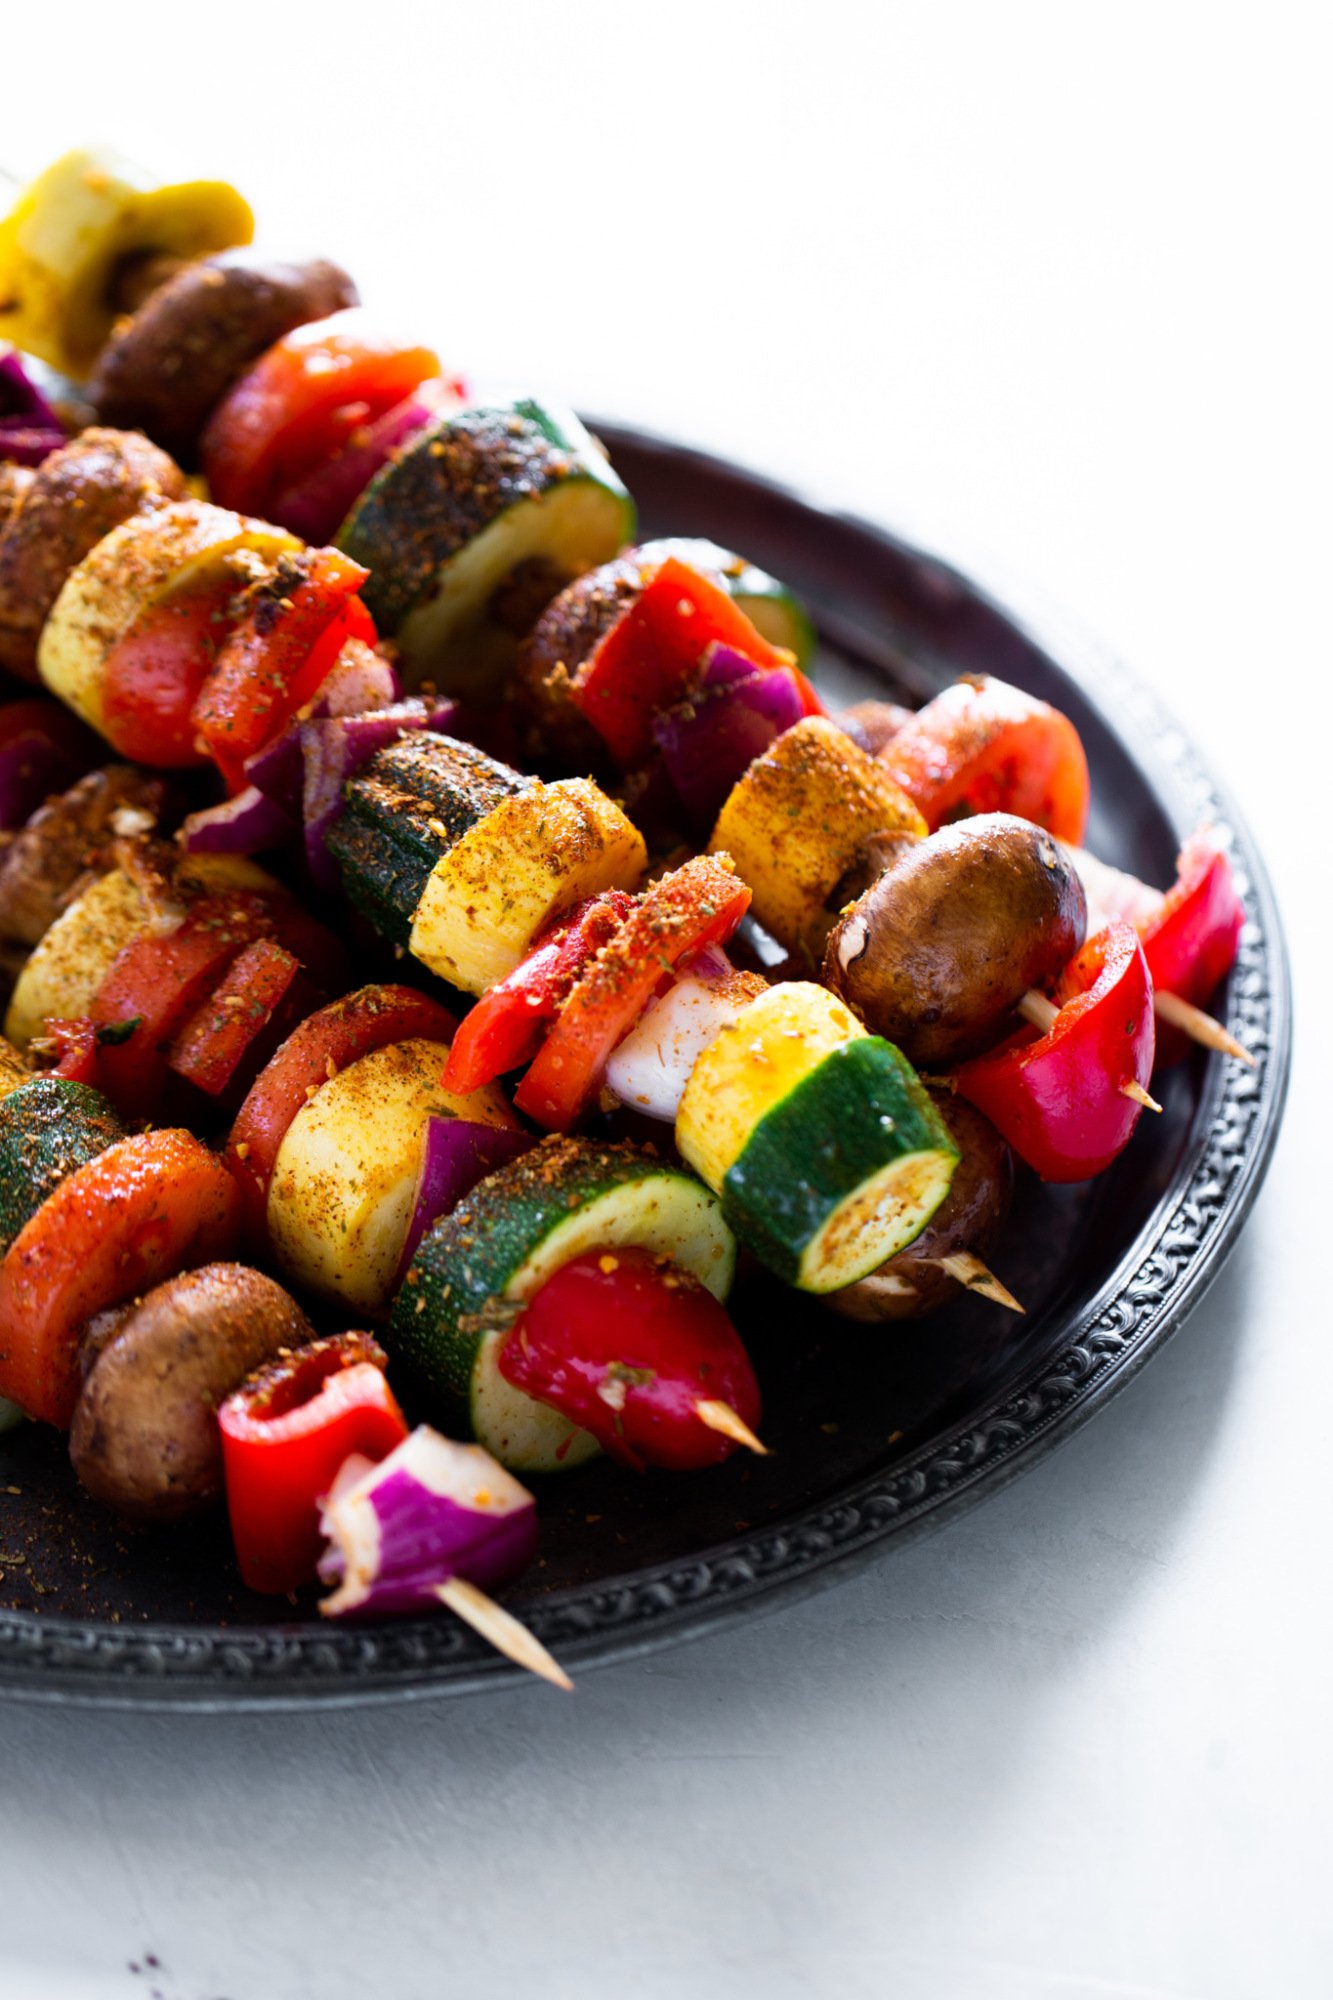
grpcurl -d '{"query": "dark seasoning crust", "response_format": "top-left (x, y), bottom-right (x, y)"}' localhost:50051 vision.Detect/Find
top-left (353, 408), bottom-right (579, 630)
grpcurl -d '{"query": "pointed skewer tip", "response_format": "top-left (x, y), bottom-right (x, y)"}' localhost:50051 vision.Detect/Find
top-left (1120, 1079), bottom-right (1162, 1114)
top-left (435, 1576), bottom-right (573, 1691)
top-left (695, 1399), bottom-right (769, 1456)
top-left (1153, 989), bottom-right (1255, 1066)
top-left (933, 1251), bottom-right (1025, 1314)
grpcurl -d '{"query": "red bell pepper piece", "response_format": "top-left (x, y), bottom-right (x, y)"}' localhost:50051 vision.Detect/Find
top-left (1140, 829), bottom-right (1244, 1012)
top-left (191, 547), bottom-right (374, 793)
top-left (442, 890), bottom-right (636, 1095)
top-left (884, 675), bottom-right (1091, 844)
top-left (219, 1333), bottom-right (409, 1595)
top-left (498, 1247), bottom-right (761, 1472)
top-left (571, 557), bottom-right (799, 768)
top-left (90, 890), bottom-right (284, 1115)
top-left (167, 938), bottom-right (307, 1099)
top-left (514, 855), bottom-right (752, 1132)
top-left (41, 1017), bottom-right (103, 1086)
top-left (953, 921), bottom-right (1156, 1182)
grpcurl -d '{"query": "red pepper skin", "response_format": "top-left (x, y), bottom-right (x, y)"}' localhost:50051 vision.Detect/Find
top-left (514, 856), bottom-right (751, 1132)
top-left (166, 939), bottom-right (307, 1100)
top-left (43, 1018), bottom-right (101, 1086)
top-left (953, 922), bottom-right (1156, 1182)
top-left (571, 558), bottom-right (797, 768)
top-left (219, 1333), bottom-right (409, 1595)
top-left (884, 675), bottom-right (1091, 844)
top-left (442, 891), bottom-right (636, 1095)
top-left (1140, 830), bottom-right (1244, 1064)
top-left (497, 1248), bottom-right (761, 1472)
top-left (100, 577), bottom-right (237, 769)
top-left (191, 548), bottom-right (373, 793)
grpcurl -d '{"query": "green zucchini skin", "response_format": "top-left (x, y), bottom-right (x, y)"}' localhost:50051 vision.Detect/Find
top-left (0, 1077), bottom-right (126, 1257)
top-left (337, 399), bottom-right (634, 638)
top-left (327, 732), bottom-right (534, 947)
top-left (722, 1039), bottom-right (958, 1290)
top-left (387, 1136), bottom-right (735, 1468)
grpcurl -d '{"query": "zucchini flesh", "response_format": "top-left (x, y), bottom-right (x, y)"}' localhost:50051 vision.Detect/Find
top-left (266, 1037), bottom-right (515, 1316)
top-left (338, 401), bottom-right (634, 697)
top-left (0, 1076), bottom-right (125, 1256)
top-left (327, 733), bottom-right (535, 948)
top-left (723, 1040), bottom-right (958, 1292)
top-left (408, 778), bottom-right (646, 995)
top-left (388, 1137), bottom-right (736, 1473)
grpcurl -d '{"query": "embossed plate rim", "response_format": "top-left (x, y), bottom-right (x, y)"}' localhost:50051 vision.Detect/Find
top-left (0, 423), bottom-right (1291, 1708)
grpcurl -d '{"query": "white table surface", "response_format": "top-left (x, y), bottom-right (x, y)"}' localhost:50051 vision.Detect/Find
top-left (3, 7), bottom-right (1329, 1996)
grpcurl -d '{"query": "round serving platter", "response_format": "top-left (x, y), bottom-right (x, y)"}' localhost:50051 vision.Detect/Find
top-left (0, 423), bottom-right (1290, 1708)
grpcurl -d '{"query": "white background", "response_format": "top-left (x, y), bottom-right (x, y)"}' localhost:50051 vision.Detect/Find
top-left (3, 4), bottom-right (1330, 1996)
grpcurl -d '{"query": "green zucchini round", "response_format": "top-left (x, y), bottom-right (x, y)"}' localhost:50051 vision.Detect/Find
top-left (387, 1136), bottom-right (736, 1474)
top-left (721, 1039), bottom-right (958, 1292)
top-left (326, 732), bottom-right (535, 948)
top-left (337, 400), bottom-right (635, 697)
top-left (0, 1076), bottom-right (126, 1258)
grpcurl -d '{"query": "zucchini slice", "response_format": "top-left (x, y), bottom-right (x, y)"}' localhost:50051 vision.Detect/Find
top-left (388, 1136), bottom-right (736, 1473)
top-left (328, 732), bottom-right (536, 949)
top-left (677, 983), bottom-right (957, 1292)
top-left (337, 400), bottom-right (634, 697)
top-left (266, 1036), bottom-right (516, 1316)
top-left (0, 1076), bottom-right (125, 1256)
top-left (408, 778), bottom-right (647, 995)
top-left (709, 715), bottom-right (927, 960)
top-left (635, 537), bottom-right (817, 666)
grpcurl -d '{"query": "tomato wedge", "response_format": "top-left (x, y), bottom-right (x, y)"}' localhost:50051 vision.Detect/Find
top-left (442, 891), bottom-right (636, 1096)
top-left (515, 856), bottom-right (751, 1132)
top-left (884, 675), bottom-right (1091, 844)
top-left (571, 558), bottom-right (799, 768)
top-left (225, 984), bottom-right (458, 1240)
top-left (100, 576), bottom-right (238, 767)
top-left (0, 1130), bottom-right (240, 1428)
top-left (201, 310), bottom-right (440, 518)
top-left (191, 547), bottom-right (373, 792)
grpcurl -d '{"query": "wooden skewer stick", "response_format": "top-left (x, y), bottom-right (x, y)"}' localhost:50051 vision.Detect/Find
top-left (932, 1251), bottom-right (1025, 1313)
top-left (435, 1577), bottom-right (573, 1692)
top-left (696, 1399), bottom-right (769, 1456)
top-left (1017, 990), bottom-right (1160, 1112)
top-left (1153, 989), bottom-right (1255, 1066)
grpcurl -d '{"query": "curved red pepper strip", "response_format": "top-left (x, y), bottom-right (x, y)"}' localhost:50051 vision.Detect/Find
top-left (954, 921), bottom-right (1156, 1182)
top-left (1140, 830), bottom-right (1244, 1066)
top-left (219, 1333), bottom-right (409, 1595)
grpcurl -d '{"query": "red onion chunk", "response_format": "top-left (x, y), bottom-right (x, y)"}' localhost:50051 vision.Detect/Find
top-left (318, 1427), bottom-right (539, 1618)
top-left (180, 785), bottom-right (297, 854)
top-left (0, 348), bottom-right (64, 428)
top-left (274, 378), bottom-right (466, 545)
top-left (395, 1116), bottom-right (535, 1290)
top-left (302, 703), bottom-right (460, 888)
top-left (0, 418), bottom-right (67, 468)
top-left (653, 665), bottom-right (806, 832)
top-left (699, 641), bottom-right (767, 693)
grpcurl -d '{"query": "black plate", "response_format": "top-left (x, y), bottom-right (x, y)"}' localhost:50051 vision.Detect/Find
top-left (0, 424), bottom-right (1290, 1708)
